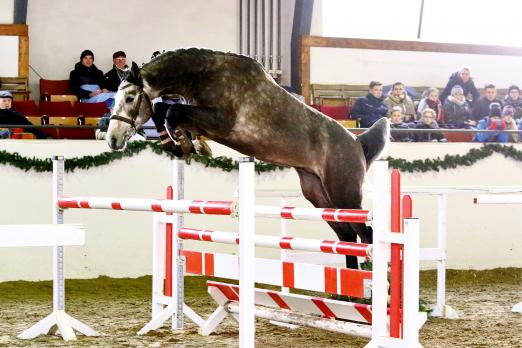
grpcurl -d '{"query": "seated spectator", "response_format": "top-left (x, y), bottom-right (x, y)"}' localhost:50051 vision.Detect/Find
top-left (502, 105), bottom-right (519, 142)
top-left (504, 85), bottom-right (522, 119)
top-left (69, 49), bottom-right (115, 106)
top-left (412, 108), bottom-right (447, 142)
top-left (440, 66), bottom-right (480, 106)
top-left (474, 102), bottom-right (508, 143)
top-left (443, 85), bottom-right (474, 128)
top-left (384, 81), bottom-right (416, 122)
top-left (0, 91), bottom-right (47, 139)
top-left (104, 51), bottom-right (129, 92)
top-left (472, 83), bottom-right (503, 122)
top-left (350, 81), bottom-right (387, 128)
top-left (389, 106), bottom-right (413, 142)
top-left (417, 87), bottom-right (444, 123)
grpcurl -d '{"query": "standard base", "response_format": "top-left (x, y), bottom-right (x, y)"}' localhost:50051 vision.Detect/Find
top-left (430, 304), bottom-right (459, 319)
top-left (18, 310), bottom-right (99, 341)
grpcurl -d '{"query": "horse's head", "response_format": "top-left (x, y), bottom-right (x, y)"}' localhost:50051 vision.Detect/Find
top-left (107, 62), bottom-right (152, 150)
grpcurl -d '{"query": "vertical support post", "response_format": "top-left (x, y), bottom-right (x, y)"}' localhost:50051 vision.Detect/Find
top-left (434, 193), bottom-right (447, 317)
top-left (390, 170), bottom-right (402, 338)
top-left (52, 156), bottom-right (65, 313)
top-left (402, 218), bottom-right (421, 346)
top-left (165, 186), bottom-right (174, 297)
top-left (369, 161), bottom-right (389, 342)
top-left (152, 214), bottom-right (166, 318)
top-left (280, 196), bottom-right (289, 293)
top-left (238, 157), bottom-right (256, 347)
top-left (172, 159), bottom-right (185, 330)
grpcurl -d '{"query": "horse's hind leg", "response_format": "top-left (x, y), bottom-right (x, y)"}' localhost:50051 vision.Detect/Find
top-left (295, 168), bottom-right (360, 269)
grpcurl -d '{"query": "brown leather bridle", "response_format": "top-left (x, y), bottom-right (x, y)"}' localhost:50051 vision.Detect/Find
top-left (109, 83), bottom-right (144, 129)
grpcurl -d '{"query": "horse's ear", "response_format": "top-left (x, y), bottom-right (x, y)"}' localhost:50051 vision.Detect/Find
top-left (127, 61), bottom-right (143, 87)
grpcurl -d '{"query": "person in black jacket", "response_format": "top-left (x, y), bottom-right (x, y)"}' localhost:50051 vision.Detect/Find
top-left (472, 83), bottom-right (503, 122)
top-left (0, 91), bottom-right (48, 139)
top-left (413, 108), bottom-right (448, 142)
top-left (104, 51), bottom-right (129, 92)
top-left (440, 67), bottom-right (480, 106)
top-left (349, 81), bottom-right (388, 128)
top-left (69, 49), bottom-right (115, 105)
top-left (389, 106), bottom-right (413, 142)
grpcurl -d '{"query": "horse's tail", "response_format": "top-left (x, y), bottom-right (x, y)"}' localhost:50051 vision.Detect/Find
top-left (356, 117), bottom-right (391, 169)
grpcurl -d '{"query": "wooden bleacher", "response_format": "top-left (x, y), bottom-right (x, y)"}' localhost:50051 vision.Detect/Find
top-left (0, 77), bottom-right (30, 101)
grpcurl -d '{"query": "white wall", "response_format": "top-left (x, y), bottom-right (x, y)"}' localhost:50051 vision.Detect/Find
top-left (310, 47), bottom-right (522, 89)
top-left (25, 0), bottom-right (297, 98)
top-left (0, 140), bottom-right (521, 281)
top-left (0, 0), bottom-right (14, 23)
top-left (0, 36), bottom-right (18, 76)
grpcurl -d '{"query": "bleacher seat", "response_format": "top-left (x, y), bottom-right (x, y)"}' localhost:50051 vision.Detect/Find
top-left (74, 102), bottom-right (108, 126)
top-left (11, 100), bottom-right (41, 125)
top-left (39, 79), bottom-right (73, 101)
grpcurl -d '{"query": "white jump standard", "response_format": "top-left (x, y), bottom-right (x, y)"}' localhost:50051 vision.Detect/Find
top-left (0, 223), bottom-right (98, 341)
top-left (53, 157), bottom-right (426, 347)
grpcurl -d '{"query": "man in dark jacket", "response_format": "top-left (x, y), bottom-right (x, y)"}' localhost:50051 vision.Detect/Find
top-left (440, 67), bottom-right (480, 106)
top-left (472, 83), bottom-right (503, 122)
top-left (69, 49), bottom-right (114, 104)
top-left (104, 51), bottom-right (129, 92)
top-left (0, 91), bottom-right (48, 139)
top-left (350, 81), bottom-right (388, 128)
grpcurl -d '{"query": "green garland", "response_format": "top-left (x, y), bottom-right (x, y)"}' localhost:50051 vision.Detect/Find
top-left (0, 142), bottom-right (521, 174)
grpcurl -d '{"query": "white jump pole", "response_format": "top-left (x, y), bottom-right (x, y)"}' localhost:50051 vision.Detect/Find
top-left (238, 157), bottom-right (256, 347)
top-left (172, 159), bottom-right (185, 329)
top-left (366, 160), bottom-right (389, 346)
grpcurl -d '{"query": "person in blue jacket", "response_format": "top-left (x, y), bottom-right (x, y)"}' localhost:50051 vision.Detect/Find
top-left (350, 81), bottom-right (388, 128)
top-left (473, 102), bottom-right (508, 143)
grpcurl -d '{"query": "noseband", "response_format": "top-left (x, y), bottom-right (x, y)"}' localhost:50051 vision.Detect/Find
top-left (109, 84), bottom-right (144, 129)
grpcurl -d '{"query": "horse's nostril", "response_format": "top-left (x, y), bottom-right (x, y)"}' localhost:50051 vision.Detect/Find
top-left (109, 137), bottom-right (118, 149)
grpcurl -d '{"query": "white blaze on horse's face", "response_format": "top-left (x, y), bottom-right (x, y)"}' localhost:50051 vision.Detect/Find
top-left (107, 82), bottom-right (150, 150)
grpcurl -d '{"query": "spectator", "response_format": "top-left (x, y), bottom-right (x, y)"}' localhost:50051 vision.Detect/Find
top-left (443, 85), bottom-right (474, 128)
top-left (69, 49), bottom-right (115, 106)
top-left (417, 87), bottom-right (444, 123)
top-left (384, 81), bottom-right (416, 122)
top-left (0, 91), bottom-right (48, 139)
top-left (440, 66), bottom-right (480, 106)
top-left (502, 105), bottom-right (519, 142)
top-left (350, 81), bottom-right (387, 128)
top-left (412, 108), bottom-right (447, 142)
top-left (504, 85), bottom-right (522, 119)
top-left (104, 51), bottom-right (129, 92)
top-left (472, 83), bottom-right (503, 122)
top-left (474, 102), bottom-right (508, 143)
top-left (389, 106), bottom-right (413, 142)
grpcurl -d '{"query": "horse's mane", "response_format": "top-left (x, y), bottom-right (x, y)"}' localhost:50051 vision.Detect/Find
top-left (140, 48), bottom-right (262, 90)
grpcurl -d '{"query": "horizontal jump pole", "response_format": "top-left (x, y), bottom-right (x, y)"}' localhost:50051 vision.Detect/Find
top-left (0, 224), bottom-right (85, 247)
top-left (254, 205), bottom-right (369, 223)
top-left (58, 197), bottom-right (370, 223)
top-left (178, 227), bottom-right (371, 257)
top-left (58, 197), bottom-right (235, 215)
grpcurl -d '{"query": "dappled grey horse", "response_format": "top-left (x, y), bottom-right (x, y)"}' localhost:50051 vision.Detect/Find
top-left (107, 48), bottom-right (390, 269)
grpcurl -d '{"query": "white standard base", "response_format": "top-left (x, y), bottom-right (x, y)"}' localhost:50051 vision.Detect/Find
top-left (17, 310), bottom-right (99, 341)
top-left (430, 304), bottom-right (459, 319)
top-left (512, 302), bottom-right (522, 313)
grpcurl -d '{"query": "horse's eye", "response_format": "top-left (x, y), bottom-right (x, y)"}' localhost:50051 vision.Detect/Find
top-left (125, 96), bottom-right (135, 103)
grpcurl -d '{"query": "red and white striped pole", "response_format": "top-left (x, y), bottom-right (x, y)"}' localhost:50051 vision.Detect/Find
top-left (178, 227), bottom-right (372, 257)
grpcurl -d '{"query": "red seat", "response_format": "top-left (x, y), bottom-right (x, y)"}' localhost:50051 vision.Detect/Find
top-left (443, 132), bottom-right (473, 142)
top-left (11, 100), bottom-right (39, 116)
top-left (39, 79), bottom-right (71, 97)
top-left (319, 105), bottom-right (349, 120)
top-left (74, 102), bottom-right (109, 117)
top-left (38, 101), bottom-right (76, 117)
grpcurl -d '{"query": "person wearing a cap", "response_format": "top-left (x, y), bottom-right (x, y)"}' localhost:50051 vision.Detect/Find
top-left (472, 83), bottom-right (503, 122)
top-left (69, 49), bottom-right (115, 105)
top-left (443, 85), bottom-right (474, 128)
top-left (501, 105), bottom-right (519, 142)
top-left (104, 51), bottom-right (129, 92)
top-left (440, 66), bottom-right (480, 106)
top-left (504, 85), bottom-right (522, 119)
top-left (473, 102), bottom-right (508, 143)
top-left (0, 91), bottom-right (48, 139)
